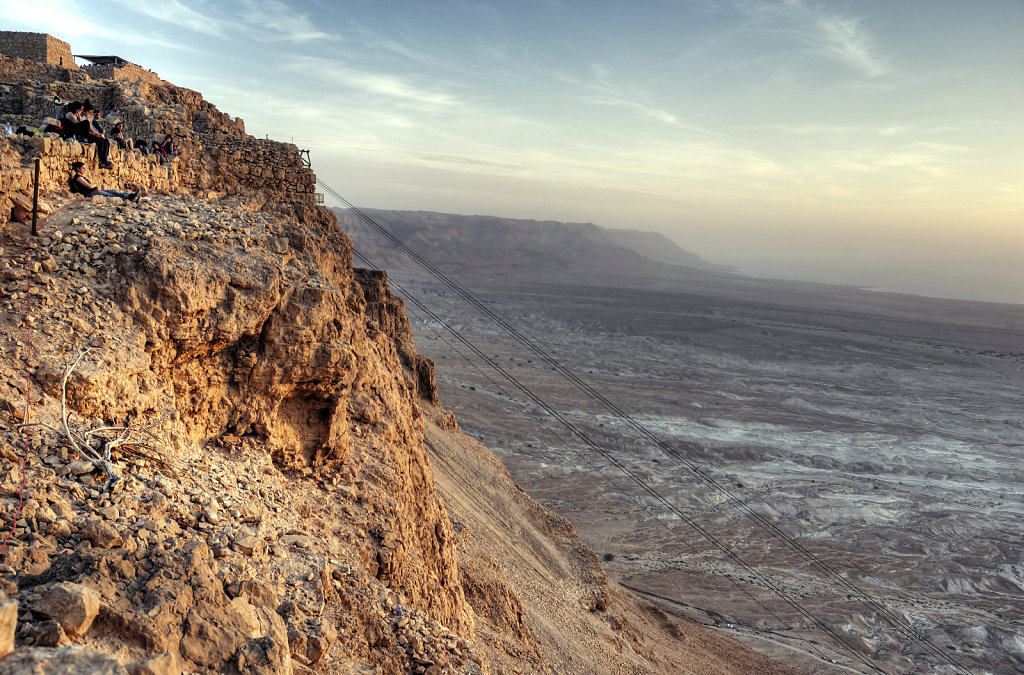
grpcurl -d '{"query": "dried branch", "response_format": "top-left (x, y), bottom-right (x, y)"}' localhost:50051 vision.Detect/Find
top-left (59, 347), bottom-right (92, 460)
top-left (48, 349), bottom-right (180, 493)
top-left (59, 348), bottom-right (122, 492)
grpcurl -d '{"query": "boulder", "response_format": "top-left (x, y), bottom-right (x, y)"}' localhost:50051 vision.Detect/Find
top-left (81, 519), bottom-right (123, 549)
top-left (179, 609), bottom-right (241, 667)
top-left (226, 607), bottom-right (291, 675)
top-left (303, 619), bottom-right (337, 664)
top-left (32, 583), bottom-right (101, 639)
top-left (228, 579), bottom-right (276, 609)
top-left (30, 621), bottom-right (70, 648)
top-left (10, 193), bottom-right (32, 221)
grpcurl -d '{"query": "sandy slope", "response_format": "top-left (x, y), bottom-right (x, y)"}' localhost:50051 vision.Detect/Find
top-left (424, 410), bottom-right (801, 674)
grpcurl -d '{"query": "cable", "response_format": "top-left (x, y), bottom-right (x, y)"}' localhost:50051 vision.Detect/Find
top-left (349, 245), bottom-right (882, 672)
top-left (328, 183), bottom-right (976, 674)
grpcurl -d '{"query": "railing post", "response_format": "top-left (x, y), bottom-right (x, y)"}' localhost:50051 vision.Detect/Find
top-left (31, 158), bottom-right (41, 236)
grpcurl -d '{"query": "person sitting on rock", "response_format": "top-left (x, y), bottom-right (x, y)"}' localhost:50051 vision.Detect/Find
top-left (89, 108), bottom-right (106, 137)
top-left (68, 162), bottom-right (137, 201)
top-left (59, 101), bottom-right (88, 139)
top-left (81, 104), bottom-right (114, 169)
top-left (153, 134), bottom-right (177, 164)
top-left (109, 121), bottom-right (135, 153)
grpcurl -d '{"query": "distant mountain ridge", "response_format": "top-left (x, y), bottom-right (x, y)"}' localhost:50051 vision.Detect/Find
top-left (598, 226), bottom-right (721, 268)
top-left (336, 208), bottom-right (727, 276)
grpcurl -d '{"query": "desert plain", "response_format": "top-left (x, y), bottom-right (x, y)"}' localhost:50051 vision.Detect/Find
top-left (343, 209), bottom-right (1024, 674)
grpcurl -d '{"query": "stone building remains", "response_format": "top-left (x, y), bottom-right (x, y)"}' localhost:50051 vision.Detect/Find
top-left (0, 31), bottom-right (76, 69)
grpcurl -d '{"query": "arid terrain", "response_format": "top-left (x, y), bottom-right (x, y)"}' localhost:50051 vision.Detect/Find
top-left (0, 43), bottom-right (821, 674)
top-left (343, 208), bottom-right (1024, 674)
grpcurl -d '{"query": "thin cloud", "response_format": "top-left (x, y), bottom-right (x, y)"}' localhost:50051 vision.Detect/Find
top-left (346, 22), bottom-right (459, 71)
top-left (742, 122), bottom-right (960, 138)
top-left (237, 0), bottom-right (338, 42)
top-left (283, 56), bottom-right (464, 110)
top-left (387, 149), bottom-right (529, 172)
top-left (112, 0), bottom-right (226, 37)
top-left (0, 0), bottom-right (114, 39)
top-left (810, 14), bottom-right (888, 77)
top-left (579, 94), bottom-right (679, 124)
top-left (824, 141), bottom-right (969, 175)
top-left (272, 55), bottom-right (546, 144)
top-left (111, 0), bottom-right (337, 43)
top-left (556, 68), bottom-right (680, 125)
top-left (739, 0), bottom-right (890, 78)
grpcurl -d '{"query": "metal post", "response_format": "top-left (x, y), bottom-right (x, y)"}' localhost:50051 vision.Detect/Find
top-left (31, 158), bottom-right (40, 237)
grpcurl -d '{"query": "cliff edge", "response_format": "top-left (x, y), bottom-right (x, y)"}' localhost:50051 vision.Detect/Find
top-left (0, 38), bottom-right (797, 674)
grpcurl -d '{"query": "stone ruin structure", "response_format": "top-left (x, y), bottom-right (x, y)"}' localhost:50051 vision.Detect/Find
top-left (0, 32), bottom-right (315, 229)
top-left (0, 32), bottom-right (76, 70)
top-left (74, 55), bottom-right (164, 86)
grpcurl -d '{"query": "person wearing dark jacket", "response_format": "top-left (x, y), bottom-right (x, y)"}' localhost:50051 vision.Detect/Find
top-left (153, 135), bottom-right (177, 164)
top-left (60, 101), bottom-right (89, 139)
top-left (79, 104), bottom-right (114, 168)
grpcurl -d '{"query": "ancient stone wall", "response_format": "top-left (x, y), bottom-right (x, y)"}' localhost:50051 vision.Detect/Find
top-left (80, 61), bottom-right (163, 86)
top-left (0, 135), bottom-right (176, 229)
top-left (193, 135), bottom-right (316, 204)
top-left (0, 142), bottom-right (31, 224)
top-left (46, 35), bottom-right (76, 69)
top-left (0, 32), bottom-right (76, 69)
top-left (0, 55), bottom-right (92, 130)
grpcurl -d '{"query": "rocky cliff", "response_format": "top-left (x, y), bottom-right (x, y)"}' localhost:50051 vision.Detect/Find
top-left (0, 45), bottom-right (797, 674)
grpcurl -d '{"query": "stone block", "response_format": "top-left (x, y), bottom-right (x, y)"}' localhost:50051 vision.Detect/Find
top-left (31, 620), bottom-right (70, 647)
top-left (81, 519), bottom-right (123, 549)
top-left (33, 582), bottom-right (101, 639)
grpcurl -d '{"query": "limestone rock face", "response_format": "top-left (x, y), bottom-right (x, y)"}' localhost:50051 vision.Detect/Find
top-left (98, 201), bottom-right (470, 632)
top-left (0, 187), bottom-right (476, 672)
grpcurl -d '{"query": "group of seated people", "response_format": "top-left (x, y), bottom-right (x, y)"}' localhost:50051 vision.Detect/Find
top-left (51, 100), bottom-right (177, 169)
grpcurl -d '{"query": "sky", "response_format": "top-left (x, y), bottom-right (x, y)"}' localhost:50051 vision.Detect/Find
top-left (4, 0), bottom-right (1023, 304)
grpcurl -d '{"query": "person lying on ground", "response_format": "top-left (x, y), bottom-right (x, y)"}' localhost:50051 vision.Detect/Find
top-left (68, 161), bottom-right (137, 200)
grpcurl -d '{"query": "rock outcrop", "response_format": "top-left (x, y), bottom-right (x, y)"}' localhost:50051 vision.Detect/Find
top-left (0, 37), bottom-right (798, 674)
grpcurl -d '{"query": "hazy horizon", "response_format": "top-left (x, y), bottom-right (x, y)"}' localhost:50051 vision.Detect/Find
top-left (347, 202), bottom-right (1024, 306)
top-left (6, 1), bottom-right (1021, 304)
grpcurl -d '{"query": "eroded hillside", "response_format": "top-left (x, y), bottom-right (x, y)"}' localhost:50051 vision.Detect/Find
top-left (0, 43), bottom-right (798, 674)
